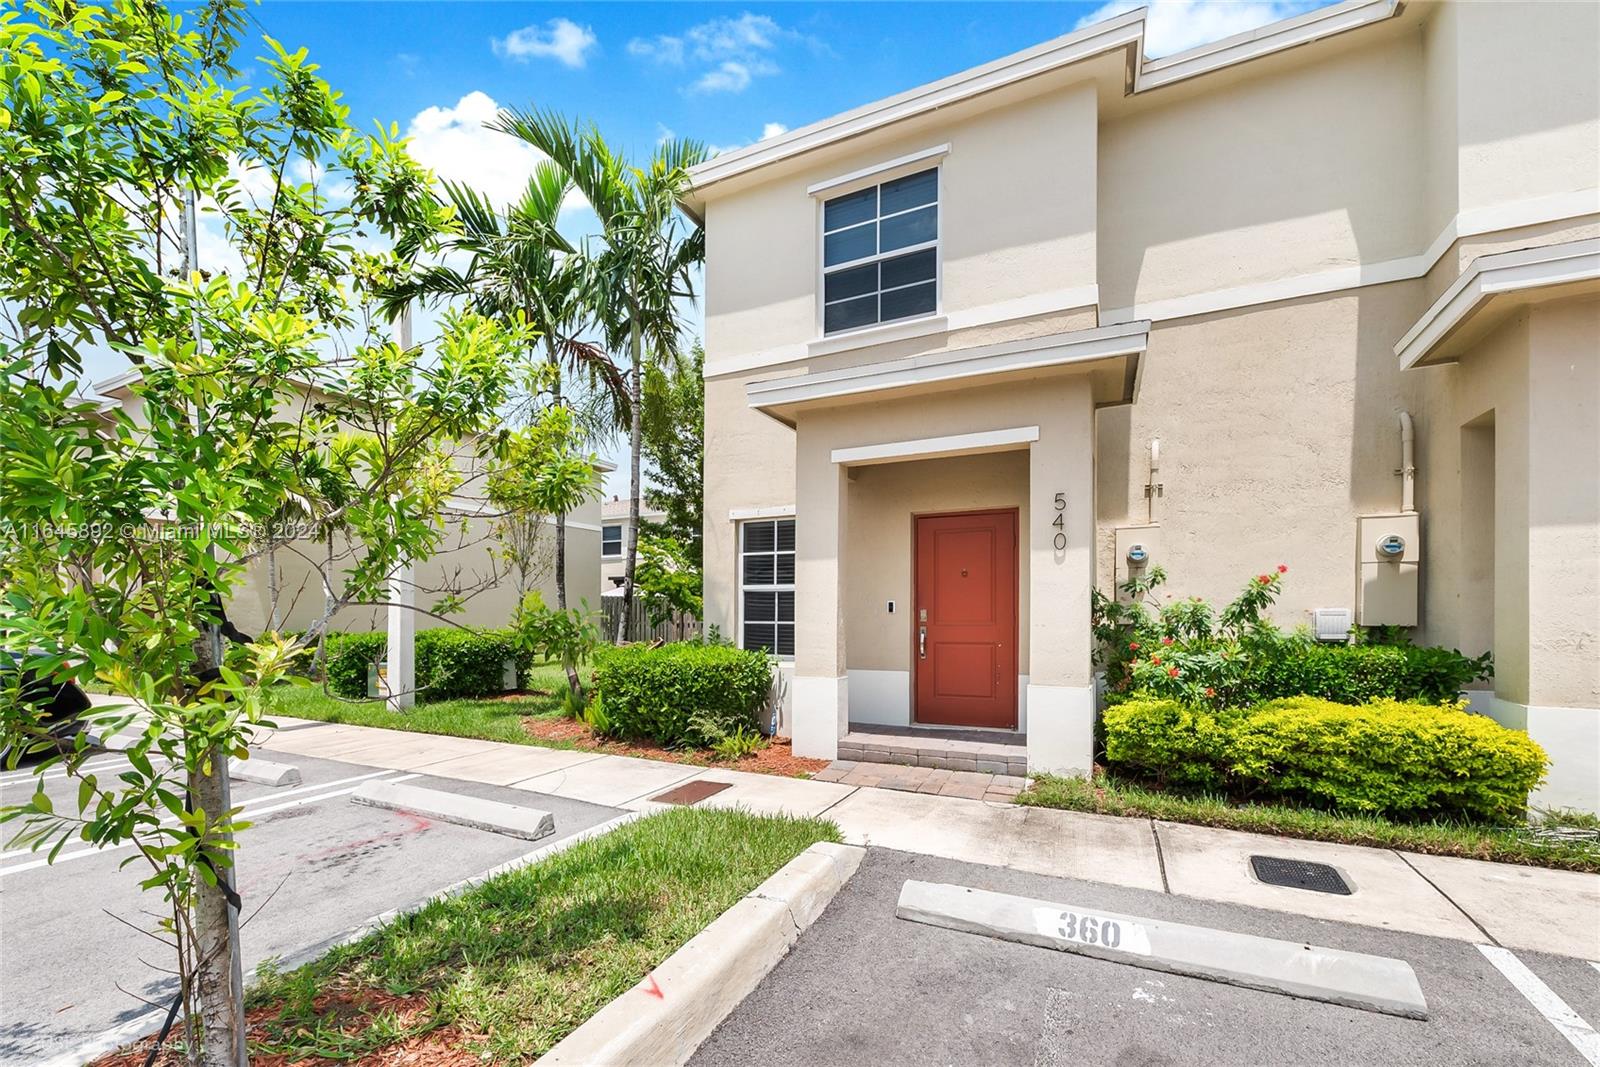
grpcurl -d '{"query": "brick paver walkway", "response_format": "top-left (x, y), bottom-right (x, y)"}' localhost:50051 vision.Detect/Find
top-left (814, 760), bottom-right (1026, 802)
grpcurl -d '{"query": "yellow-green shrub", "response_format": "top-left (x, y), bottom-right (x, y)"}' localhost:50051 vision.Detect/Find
top-left (1102, 695), bottom-right (1547, 822)
top-left (1102, 698), bottom-right (1232, 789)
top-left (1227, 698), bottom-right (1546, 821)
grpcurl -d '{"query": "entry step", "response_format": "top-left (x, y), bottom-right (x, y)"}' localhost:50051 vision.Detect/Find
top-left (838, 729), bottom-right (1027, 776)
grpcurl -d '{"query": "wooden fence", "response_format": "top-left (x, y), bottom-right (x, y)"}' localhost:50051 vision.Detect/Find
top-left (601, 597), bottom-right (702, 645)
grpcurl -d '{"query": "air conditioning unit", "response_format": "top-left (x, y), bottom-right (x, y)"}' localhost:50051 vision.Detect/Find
top-left (1312, 608), bottom-right (1353, 643)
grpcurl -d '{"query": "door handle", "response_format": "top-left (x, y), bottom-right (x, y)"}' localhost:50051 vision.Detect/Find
top-left (918, 626), bottom-right (927, 659)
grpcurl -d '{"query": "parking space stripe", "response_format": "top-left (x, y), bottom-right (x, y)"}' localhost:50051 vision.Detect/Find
top-left (0, 771), bottom-right (413, 876)
top-left (1478, 944), bottom-right (1600, 1066)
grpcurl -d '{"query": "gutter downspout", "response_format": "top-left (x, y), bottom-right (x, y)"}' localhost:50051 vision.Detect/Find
top-left (1398, 411), bottom-right (1416, 514)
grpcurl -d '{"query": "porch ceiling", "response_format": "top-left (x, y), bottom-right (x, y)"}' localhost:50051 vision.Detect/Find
top-left (746, 320), bottom-right (1150, 426)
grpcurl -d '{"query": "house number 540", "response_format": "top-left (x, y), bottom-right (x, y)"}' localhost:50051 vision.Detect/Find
top-left (1052, 492), bottom-right (1067, 552)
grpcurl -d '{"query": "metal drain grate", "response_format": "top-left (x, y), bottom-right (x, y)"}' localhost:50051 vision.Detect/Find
top-left (650, 780), bottom-right (733, 806)
top-left (1249, 855), bottom-right (1352, 895)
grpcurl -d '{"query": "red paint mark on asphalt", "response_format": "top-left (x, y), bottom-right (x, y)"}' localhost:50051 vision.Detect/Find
top-left (296, 810), bottom-right (432, 864)
top-left (643, 973), bottom-right (664, 999)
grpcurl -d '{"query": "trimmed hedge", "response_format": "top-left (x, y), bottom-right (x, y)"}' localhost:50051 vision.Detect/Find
top-left (590, 642), bottom-right (772, 748)
top-left (1104, 696), bottom-right (1547, 822)
top-left (1244, 643), bottom-right (1489, 706)
top-left (322, 628), bottom-right (531, 702)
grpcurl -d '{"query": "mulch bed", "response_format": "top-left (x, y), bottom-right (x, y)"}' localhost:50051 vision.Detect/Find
top-left (90, 988), bottom-right (480, 1067)
top-left (520, 716), bottom-right (829, 778)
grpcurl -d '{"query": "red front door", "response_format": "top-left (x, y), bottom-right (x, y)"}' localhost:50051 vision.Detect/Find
top-left (913, 509), bottom-right (1018, 729)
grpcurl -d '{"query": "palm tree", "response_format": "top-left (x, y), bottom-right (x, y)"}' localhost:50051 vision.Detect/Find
top-left (493, 108), bottom-right (706, 641)
top-left (383, 166), bottom-right (625, 610)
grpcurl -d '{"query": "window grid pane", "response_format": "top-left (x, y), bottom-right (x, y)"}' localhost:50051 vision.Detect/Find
top-left (821, 167), bottom-right (937, 334)
top-left (741, 519), bottom-right (795, 657)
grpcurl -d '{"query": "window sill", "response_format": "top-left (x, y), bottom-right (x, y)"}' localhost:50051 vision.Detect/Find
top-left (808, 314), bottom-right (947, 359)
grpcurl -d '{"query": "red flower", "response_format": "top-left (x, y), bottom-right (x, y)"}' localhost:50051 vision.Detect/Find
top-left (1129, 641), bottom-right (1140, 650)
top-left (1168, 666), bottom-right (1180, 678)
top-left (1258, 575), bottom-right (1272, 584)
top-left (1277, 564), bottom-right (1289, 574)
top-left (1150, 655), bottom-right (1162, 665)
top-left (1161, 636), bottom-right (1173, 646)
top-left (1205, 687), bottom-right (1216, 698)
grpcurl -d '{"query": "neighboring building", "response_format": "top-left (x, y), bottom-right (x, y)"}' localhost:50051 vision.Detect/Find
top-left (91, 372), bottom-right (606, 635)
top-left (684, 0), bottom-right (1600, 811)
top-left (599, 495), bottom-right (666, 594)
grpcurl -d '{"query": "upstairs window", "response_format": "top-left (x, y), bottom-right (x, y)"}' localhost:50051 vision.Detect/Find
top-left (601, 524), bottom-right (623, 558)
top-left (740, 518), bottom-right (795, 657)
top-left (821, 167), bottom-right (938, 335)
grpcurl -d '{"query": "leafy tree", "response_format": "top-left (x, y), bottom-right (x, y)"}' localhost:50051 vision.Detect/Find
top-left (0, 4), bottom-right (519, 1062)
top-left (494, 109), bottom-right (706, 641)
top-left (485, 404), bottom-right (604, 607)
top-left (512, 592), bottom-right (602, 702)
top-left (384, 171), bottom-right (626, 611)
top-left (642, 341), bottom-right (705, 566)
top-left (634, 535), bottom-right (703, 639)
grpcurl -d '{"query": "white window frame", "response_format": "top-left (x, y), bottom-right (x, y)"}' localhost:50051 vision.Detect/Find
top-left (738, 517), bottom-right (795, 660)
top-left (815, 158), bottom-right (944, 340)
top-left (600, 523), bottom-right (623, 558)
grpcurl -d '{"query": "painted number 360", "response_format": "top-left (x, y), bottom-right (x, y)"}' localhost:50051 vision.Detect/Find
top-left (1055, 909), bottom-right (1122, 949)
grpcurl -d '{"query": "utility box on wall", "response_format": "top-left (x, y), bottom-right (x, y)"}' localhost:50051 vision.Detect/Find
top-left (1357, 513), bottom-right (1420, 626)
top-left (1113, 525), bottom-right (1162, 601)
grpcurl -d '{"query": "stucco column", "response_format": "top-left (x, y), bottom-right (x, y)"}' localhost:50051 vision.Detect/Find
top-left (1520, 298), bottom-right (1600, 811)
top-left (1025, 379), bottom-right (1096, 776)
top-left (792, 425), bottom-right (849, 759)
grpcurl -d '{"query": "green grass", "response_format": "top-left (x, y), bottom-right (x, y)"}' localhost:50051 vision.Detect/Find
top-left (248, 807), bottom-right (841, 1062)
top-left (266, 659), bottom-right (575, 747)
top-left (1017, 772), bottom-right (1600, 873)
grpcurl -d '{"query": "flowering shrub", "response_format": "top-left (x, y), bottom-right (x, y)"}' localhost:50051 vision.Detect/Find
top-left (1092, 565), bottom-right (1489, 707)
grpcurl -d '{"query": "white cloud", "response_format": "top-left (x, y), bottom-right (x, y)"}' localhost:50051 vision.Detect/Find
top-left (405, 90), bottom-right (589, 214)
top-left (629, 12), bottom-right (810, 94)
top-left (1077, 0), bottom-right (1322, 58)
top-left (694, 61), bottom-right (762, 94)
top-left (492, 17), bottom-right (598, 68)
top-left (707, 121), bottom-right (791, 158)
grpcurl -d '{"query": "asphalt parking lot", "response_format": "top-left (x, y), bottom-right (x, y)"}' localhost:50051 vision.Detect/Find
top-left (692, 848), bottom-right (1600, 1067)
top-left (0, 744), bottom-right (620, 1066)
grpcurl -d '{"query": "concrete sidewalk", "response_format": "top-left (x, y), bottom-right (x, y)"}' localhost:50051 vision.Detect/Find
top-left (254, 715), bottom-right (1600, 961)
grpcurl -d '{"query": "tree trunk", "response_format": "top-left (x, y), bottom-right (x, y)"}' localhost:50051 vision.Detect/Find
top-left (617, 317), bottom-right (643, 644)
top-left (555, 513), bottom-right (568, 612)
top-left (548, 343), bottom-right (569, 613)
top-left (189, 750), bottom-right (245, 1065)
top-left (266, 544), bottom-right (280, 632)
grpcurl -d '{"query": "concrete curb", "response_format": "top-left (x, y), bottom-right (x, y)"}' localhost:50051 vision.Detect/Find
top-left (352, 779), bottom-right (555, 841)
top-left (229, 758), bottom-right (301, 787)
top-left (897, 880), bottom-right (1429, 1019)
top-left (540, 840), bottom-right (867, 1067)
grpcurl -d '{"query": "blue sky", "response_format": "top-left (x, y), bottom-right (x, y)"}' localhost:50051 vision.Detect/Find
top-left (101, 1), bottom-right (1334, 490)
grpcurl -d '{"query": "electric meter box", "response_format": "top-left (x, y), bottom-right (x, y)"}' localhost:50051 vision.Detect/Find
top-left (1113, 525), bottom-right (1161, 602)
top-left (1357, 513), bottom-right (1420, 626)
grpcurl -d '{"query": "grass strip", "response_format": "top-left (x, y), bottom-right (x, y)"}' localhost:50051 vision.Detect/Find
top-left (267, 662), bottom-right (577, 748)
top-left (1017, 772), bottom-right (1599, 873)
top-left (248, 806), bottom-right (841, 1063)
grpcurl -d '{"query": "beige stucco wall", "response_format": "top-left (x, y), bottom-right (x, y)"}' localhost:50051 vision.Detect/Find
top-left (703, 80), bottom-right (1099, 375)
top-left (1098, 32), bottom-right (1426, 312)
top-left (1449, 1), bottom-right (1600, 218)
top-left (1525, 297), bottom-right (1600, 712)
top-left (226, 500), bottom-right (603, 637)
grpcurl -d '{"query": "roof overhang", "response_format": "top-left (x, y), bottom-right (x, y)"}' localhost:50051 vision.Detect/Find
top-left (682, 0), bottom-right (1403, 216)
top-left (1395, 238), bottom-right (1600, 370)
top-left (746, 321), bottom-right (1149, 427)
